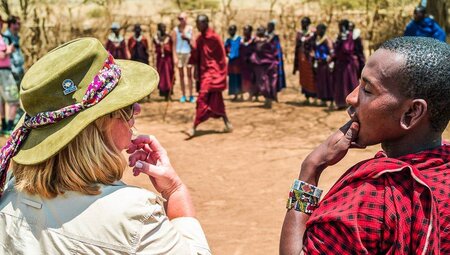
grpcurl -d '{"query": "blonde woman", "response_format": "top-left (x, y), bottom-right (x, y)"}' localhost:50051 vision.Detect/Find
top-left (0, 38), bottom-right (210, 254)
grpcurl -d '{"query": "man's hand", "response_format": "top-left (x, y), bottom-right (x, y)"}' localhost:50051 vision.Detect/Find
top-left (299, 121), bottom-right (363, 184)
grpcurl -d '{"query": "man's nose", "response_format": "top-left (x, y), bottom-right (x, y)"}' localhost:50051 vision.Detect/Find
top-left (346, 85), bottom-right (359, 106)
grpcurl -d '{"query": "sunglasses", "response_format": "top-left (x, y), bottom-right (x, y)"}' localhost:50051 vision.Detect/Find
top-left (111, 104), bottom-right (135, 121)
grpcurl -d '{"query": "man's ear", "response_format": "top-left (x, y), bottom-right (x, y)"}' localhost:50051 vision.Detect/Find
top-left (400, 99), bottom-right (427, 130)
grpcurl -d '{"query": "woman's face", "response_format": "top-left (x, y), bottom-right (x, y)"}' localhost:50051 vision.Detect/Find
top-left (109, 103), bottom-right (141, 151)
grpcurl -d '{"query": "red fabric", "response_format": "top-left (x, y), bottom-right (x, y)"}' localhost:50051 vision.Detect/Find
top-left (303, 145), bottom-right (450, 254)
top-left (128, 36), bottom-right (149, 64)
top-left (105, 40), bottom-right (128, 60)
top-left (192, 28), bottom-right (227, 92)
top-left (194, 91), bottom-right (226, 127)
top-left (153, 37), bottom-right (174, 96)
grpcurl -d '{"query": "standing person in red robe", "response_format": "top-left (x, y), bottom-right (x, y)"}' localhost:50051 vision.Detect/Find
top-left (153, 23), bottom-right (174, 101)
top-left (189, 14), bottom-right (232, 137)
top-left (293, 17), bottom-right (317, 105)
top-left (105, 22), bottom-right (129, 60)
top-left (128, 24), bottom-right (149, 64)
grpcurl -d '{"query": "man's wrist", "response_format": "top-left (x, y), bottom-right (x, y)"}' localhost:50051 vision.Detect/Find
top-left (299, 155), bottom-right (327, 185)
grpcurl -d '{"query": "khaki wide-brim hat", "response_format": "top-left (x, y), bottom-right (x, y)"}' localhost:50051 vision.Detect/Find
top-left (13, 37), bottom-right (159, 165)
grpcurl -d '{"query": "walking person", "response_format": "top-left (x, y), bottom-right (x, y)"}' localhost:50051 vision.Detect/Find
top-left (189, 14), bottom-right (232, 136)
top-left (172, 12), bottom-right (195, 103)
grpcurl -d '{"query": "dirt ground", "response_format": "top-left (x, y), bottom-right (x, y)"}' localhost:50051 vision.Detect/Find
top-left (122, 64), bottom-right (450, 255)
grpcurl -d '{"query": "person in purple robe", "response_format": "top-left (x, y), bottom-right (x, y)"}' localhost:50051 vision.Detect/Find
top-left (267, 21), bottom-right (286, 92)
top-left (239, 25), bottom-right (257, 101)
top-left (333, 19), bottom-right (358, 110)
top-left (349, 22), bottom-right (365, 79)
top-left (313, 24), bottom-right (334, 108)
top-left (250, 26), bottom-right (278, 109)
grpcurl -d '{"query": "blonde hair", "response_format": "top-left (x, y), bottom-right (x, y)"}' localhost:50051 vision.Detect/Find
top-left (12, 113), bottom-right (128, 198)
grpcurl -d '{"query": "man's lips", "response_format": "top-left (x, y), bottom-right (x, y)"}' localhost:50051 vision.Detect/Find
top-left (347, 107), bottom-right (359, 122)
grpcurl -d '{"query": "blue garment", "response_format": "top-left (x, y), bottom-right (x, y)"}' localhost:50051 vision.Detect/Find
top-left (2, 29), bottom-right (24, 77)
top-left (224, 36), bottom-right (241, 60)
top-left (404, 17), bottom-right (446, 42)
top-left (228, 73), bottom-right (242, 95)
top-left (315, 43), bottom-right (330, 61)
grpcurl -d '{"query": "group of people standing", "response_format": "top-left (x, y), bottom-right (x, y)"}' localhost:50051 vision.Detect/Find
top-left (105, 15), bottom-right (196, 104)
top-left (104, 6), bottom-right (447, 136)
top-left (224, 21), bottom-right (287, 109)
top-left (294, 17), bottom-right (365, 110)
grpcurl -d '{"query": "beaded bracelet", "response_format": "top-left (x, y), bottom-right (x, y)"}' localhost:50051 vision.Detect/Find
top-left (286, 180), bottom-right (323, 214)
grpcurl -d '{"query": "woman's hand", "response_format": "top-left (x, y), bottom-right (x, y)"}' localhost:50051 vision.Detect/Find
top-left (127, 135), bottom-right (183, 199)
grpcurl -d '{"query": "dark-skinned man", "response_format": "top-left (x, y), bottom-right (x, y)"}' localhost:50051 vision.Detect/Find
top-left (189, 14), bottom-right (232, 137)
top-left (280, 37), bottom-right (449, 254)
top-left (404, 5), bottom-right (446, 42)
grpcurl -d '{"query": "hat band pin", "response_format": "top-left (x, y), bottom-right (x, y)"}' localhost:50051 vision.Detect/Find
top-left (62, 79), bottom-right (77, 95)
top-left (0, 53), bottom-right (121, 197)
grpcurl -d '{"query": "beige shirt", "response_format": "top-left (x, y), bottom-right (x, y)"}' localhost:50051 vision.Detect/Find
top-left (0, 179), bottom-right (211, 255)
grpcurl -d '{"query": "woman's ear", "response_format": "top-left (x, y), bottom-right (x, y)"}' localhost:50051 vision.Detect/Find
top-left (400, 99), bottom-right (427, 130)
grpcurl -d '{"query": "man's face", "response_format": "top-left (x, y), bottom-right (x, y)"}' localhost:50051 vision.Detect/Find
top-left (301, 20), bottom-right (309, 30)
top-left (11, 21), bottom-right (20, 33)
top-left (134, 27), bottom-right (141, 36)
top-left (228, 27), bottom-right (236, 37)
top-left (196, 20), bottom-right (207, 32)
top-left (346, 49), bottom-right (410, 146)
top-left (159, 24), bottom-right (166, 34)
top-left (256, 27), bottom-right (265, 37)
top-left (267, 23), bottom-right (274, 33)
top-left (317, 27), bottom-right (325, 36)
top-left (348, 23), bottom-right (355, 32)
top-left (243, 27), bottom-right (251, 37)
top-left (413, 10), bottom-right (425, 22)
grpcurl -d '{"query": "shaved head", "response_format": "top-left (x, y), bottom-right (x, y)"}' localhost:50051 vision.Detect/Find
top-left (196, 14), bottom-right (209, 33)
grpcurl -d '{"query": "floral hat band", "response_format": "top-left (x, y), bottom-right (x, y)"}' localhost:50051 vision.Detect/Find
top-left (0, 53), bottom-right (122, 197)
